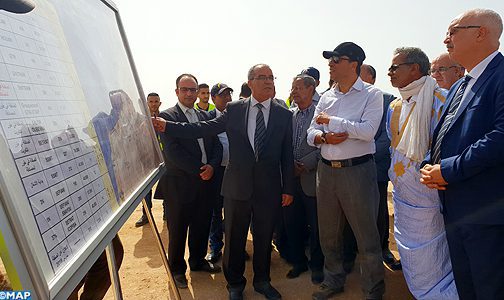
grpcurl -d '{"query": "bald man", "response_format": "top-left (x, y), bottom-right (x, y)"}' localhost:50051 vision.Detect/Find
top-left (431, 53), bottom-right (465, 90)
top-left (421, 9), bottom-right (504, 299)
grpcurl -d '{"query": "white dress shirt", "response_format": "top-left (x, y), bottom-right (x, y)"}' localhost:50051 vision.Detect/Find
top-left (307, 77), bottom-right (383, 160)
top-left (177, 102), bottom-right (207, 164)
top-left (457, 50), bottom-right (499, 114)
top-left (247, 97), bottom-right (271, 151)
top-left (216, 109), bottom-right (229, 166)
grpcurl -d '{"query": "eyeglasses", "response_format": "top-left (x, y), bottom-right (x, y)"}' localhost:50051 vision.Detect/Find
top-left (178, 87), bottom-right (198, 93)
top-left (388, 63), bottom-right (414, 72)
top-left (252, 75), bottom-right (276, 81)
top-left (446, 25), bottom-right (481, 38)
top-left (328, 56), bottom-right (351, 64)
top-left (431, 66), bottom-right (458, 74)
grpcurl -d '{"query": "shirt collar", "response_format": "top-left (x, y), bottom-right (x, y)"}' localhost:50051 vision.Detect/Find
top-left (468, 50), bottom-right (499, 81)
top-left (177, 101), bottom-right (193, 113)
top-left (250, 96), bottom-right (272, 109)
top-left (334, 77), bottom-right (364, 95)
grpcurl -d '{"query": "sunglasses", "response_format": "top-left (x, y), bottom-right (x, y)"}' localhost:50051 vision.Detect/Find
top-left (388, 63), bottom-right (414, 72)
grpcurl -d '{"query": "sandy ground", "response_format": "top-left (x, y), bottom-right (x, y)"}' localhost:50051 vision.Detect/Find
top-left (99, 184), bottom-right (414, 300)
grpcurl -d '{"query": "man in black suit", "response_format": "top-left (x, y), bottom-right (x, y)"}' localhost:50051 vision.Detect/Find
top-left (156, 74), bottom-right (223, 288)
top-left (153, 64), bottom-right (295, 300)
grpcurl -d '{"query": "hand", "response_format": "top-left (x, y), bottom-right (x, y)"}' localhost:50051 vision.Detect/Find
top-left (420, 164), bottom-right (448, 190)
top-left (325, 132), bottom-right (348, 145)
top-left (152, 116), bottom-right (166, 132)
top-left (200, 164), bottom-right (214, 180)
top-left (294, 161), bottom-right (306, 177)
top-left (282, 194), bottom-right (294, 207)
top-left (315, 112), bottom-right (330, 125)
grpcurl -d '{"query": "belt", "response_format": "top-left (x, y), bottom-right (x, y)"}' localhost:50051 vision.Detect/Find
top-left (321, 154), bottom-right (373, 168)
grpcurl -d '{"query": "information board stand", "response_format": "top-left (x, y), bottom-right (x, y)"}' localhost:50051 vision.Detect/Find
top-left (0, 0), bottom-right (167, 299)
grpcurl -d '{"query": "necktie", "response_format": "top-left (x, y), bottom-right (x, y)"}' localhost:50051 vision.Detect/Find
top-left (254, 103), bottom-right (266, 161)
top-left (186, 109), bottom-right (207, 164)
top-left (431, 75), bottom-right (472, 164)
top-left (294, 110), bottom-right (307, 159)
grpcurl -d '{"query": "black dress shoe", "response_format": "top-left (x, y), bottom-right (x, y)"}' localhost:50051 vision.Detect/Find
top-left (311, 270), bottom-right (324, 284)
top-left (135, 215), bottom-right (148, 227)
top-left (286, 264), bottom-right (308, 278)
top-left (206, 251), bottom-right (223, 263)
top-left (173, 274), bottom-right (188, 289)
top-left (253, 282), bottom-right (282, 299)
top-left (312, 284), bottom-right (344, 300)
top-left (229, 289), bottom-right (244, 300)
top-left (382, 249), bottom-right (402, 271)
top-left (191, 261), bottom-right (222, 273)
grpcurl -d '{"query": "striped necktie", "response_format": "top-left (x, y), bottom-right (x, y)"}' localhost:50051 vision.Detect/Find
top-left (431, 75), bottom-right (472, 164)
top-left (254, 103), bottom-right (266, 161)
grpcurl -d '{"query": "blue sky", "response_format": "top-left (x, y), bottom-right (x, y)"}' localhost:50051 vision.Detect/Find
top-left (114, 0), bottom-right (503, 110)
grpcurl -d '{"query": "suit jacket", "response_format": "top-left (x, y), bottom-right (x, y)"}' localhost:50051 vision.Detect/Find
top-left (164, 98), bottom-right (295, 201)
top-left (292, 104), bottom-right (320, 197)
top-left (425, 53), bottom-right (504, 224)
top-left (374, 92), bottom-right (395, 182)
top-left (154, 104), bottom-right (222, 199)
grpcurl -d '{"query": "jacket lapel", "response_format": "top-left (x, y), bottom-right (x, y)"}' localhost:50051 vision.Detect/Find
top-left (449, 53), bottom-right (502, 131)
top-left (175, 104), bottom-right (189, 122)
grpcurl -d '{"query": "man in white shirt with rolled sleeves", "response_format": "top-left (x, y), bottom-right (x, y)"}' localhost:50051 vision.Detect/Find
top-left (307, 42), bottom-right (384, 300)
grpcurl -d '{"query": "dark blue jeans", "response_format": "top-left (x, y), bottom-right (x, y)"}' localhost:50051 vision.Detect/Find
top-left (208, 166), bottom-right (225, 253)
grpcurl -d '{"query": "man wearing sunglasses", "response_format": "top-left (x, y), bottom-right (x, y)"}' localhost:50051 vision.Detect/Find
top-left (431, 53), bottom-right (465, 90)
top-left (421, 9), bottom-right (504, 299)
top-left (307, 42), bottom-right (384, 300)
top-left (386, 47), bottom-right (457, 299)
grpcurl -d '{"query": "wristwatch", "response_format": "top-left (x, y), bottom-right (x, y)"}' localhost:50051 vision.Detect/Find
top-left (320, 132), bottom-right (327, 144)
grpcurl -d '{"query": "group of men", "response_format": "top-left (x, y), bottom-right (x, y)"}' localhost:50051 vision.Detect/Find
top-left (144, 8), bottom-right (503, 300)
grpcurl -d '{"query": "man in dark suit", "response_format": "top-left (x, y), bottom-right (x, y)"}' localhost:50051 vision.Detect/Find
top-left (420, 9), bottom-right (504, 299)
top-left (156, 74), bottom-right (223, 288)
top-left (283, 74), bottom-right (324, 283)
top-left (153, 64), bottom-right (294, 300)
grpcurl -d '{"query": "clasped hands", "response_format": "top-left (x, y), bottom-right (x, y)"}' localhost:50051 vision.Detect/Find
top-left (419, 164), bottom-right (448, 190)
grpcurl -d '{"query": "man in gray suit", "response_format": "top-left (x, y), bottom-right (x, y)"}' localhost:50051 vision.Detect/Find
top-left (153, 64), bottom-right (294, 300)
top-left (282, 75), bottom-right (324, 283)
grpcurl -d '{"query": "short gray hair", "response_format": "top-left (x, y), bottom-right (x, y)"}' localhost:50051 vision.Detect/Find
top-left (393, 47), bottom-right (430, 76)
top-left (293, 74), bottom-right (316, 95)
top-left (248, 64), bottom-right (270, 80)
top-left (469, 8), bottom-right (503, 39)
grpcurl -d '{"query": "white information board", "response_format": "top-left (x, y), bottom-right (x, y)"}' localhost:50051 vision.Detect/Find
top-left (0, 0), bottom-right (164, 298)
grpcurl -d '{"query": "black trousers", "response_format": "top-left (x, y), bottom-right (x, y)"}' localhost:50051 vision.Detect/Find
top-left (282, 178), bottom-right (323, 270)
top-left (69, 235), bottom-right (124, 300)
top-left (223, 191), bottom-right (281, 291)
top-left (165, 175), bottom-right (213, 275)
top-left (444, 221), bottom-right (504, 300)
